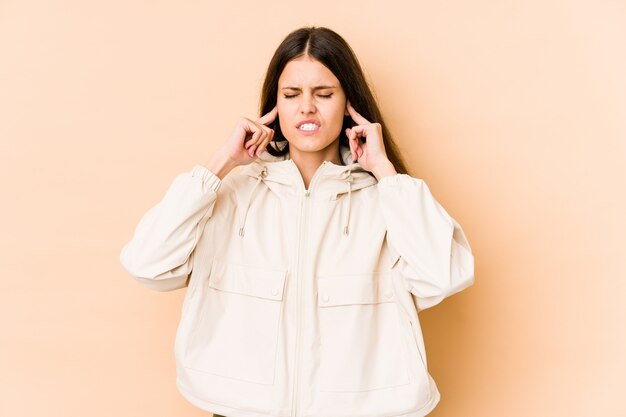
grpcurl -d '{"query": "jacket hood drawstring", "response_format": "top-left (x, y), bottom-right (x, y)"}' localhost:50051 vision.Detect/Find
top-left (238, 166), bottom-right (267, 237)
top-left (341, 169), bottom-right (353, 236)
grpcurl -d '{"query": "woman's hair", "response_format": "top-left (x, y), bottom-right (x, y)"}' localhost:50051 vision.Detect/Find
top-left (259, 26), bottom-right (409, 175)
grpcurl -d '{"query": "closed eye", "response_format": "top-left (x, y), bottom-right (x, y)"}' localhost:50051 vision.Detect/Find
top-left (283, 93), bottom-right (333, 99)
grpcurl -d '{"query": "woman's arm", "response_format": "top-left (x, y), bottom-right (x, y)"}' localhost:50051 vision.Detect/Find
top-left (119, 162), bottom-right (228, 292)
top-left (377, 174), bottom-right (475, 312)
top-left (119, 107), bottom-right (278, 291)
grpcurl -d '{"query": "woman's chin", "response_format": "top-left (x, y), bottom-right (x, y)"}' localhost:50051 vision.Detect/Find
top-left (283, 129), bottom-right (341, 151)
top-left (286, 138), bottom-right (340, 155)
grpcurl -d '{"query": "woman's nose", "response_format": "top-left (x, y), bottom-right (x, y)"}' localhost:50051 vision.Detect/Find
top-left (299, 93), bottom-right (316, 114)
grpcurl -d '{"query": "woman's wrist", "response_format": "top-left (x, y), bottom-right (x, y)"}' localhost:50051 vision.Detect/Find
top-left (371, 158), bottom-right (397, 180)
top-left (204, 149), bottom-right (238, 179)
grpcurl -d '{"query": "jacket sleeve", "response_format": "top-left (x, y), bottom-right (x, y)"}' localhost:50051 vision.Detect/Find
top-left (119, 165), bottom-right (222, 292)
top-left (377, 174), bottom-right (475, 312)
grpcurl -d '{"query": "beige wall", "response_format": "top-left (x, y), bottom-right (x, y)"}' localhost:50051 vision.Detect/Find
top-left (1, 1), bottom-right (624, 416)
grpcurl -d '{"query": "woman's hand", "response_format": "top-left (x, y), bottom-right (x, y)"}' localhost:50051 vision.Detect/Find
top-left (205, 106), bottom-right (277, 179)
top-left (345, 101), bottom-right (397, 179)
top-left (222, 105), bottom-right (278, 166)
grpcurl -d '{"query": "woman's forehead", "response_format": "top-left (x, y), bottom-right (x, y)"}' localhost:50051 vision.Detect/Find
top-left (278, 57), bottom-right (340, 87)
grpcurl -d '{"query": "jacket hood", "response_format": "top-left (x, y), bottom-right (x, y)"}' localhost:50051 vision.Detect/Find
top-left (237, 142), bottom-right (379, 238)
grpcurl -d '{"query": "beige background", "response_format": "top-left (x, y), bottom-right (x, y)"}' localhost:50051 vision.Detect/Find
top-left (1, 1), bottom-right (625, 416)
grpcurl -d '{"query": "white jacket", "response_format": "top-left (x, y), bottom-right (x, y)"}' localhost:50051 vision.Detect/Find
top-left (120, 144), bottom-right (475, 417)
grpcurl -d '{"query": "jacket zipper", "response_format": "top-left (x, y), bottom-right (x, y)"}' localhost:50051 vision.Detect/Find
top-left (291, 161), bottom-right (328, 417)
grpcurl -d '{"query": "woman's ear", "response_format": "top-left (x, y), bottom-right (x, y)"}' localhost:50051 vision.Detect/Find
top-left (272, 117), bottom-right (280, 132)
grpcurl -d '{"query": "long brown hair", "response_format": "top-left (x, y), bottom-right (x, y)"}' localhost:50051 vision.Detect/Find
top-left (259, 26), bottom-right (409, 175)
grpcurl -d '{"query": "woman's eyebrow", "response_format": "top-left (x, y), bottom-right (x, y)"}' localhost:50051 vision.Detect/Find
top-left (281, 85), bottom-right (337, 91)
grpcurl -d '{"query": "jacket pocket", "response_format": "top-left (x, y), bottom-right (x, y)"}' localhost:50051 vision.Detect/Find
top-left (316, 272), bottom-right (411, 392)
top-left (183, 258), bottom-right (287, 385)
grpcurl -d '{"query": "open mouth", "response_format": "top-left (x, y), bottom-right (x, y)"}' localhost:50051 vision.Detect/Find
top-left (298, 123), bottom-right (320, 132)
top-left (296, 120), bottom-right (321, 134)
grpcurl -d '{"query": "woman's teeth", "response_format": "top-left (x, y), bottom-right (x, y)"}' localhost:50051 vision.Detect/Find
top-left (299, 123), bottom-right (319, 131)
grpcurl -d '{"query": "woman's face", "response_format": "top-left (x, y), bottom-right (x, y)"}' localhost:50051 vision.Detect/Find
top-left (277, 55), bottom-right (347, 158)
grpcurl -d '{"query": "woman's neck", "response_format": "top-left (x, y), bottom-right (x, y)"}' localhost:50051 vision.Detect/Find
top-left (289, 143), bottom-right (342, 189)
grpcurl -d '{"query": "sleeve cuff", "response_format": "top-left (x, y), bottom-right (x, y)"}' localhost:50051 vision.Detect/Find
top-left (191, 165), bottom-right (222, 193)
top-left (377, 173), bottom-right (421, 187)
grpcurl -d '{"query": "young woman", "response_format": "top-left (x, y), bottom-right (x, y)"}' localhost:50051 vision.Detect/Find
top-left (120, 26), bottom-right (475, 417)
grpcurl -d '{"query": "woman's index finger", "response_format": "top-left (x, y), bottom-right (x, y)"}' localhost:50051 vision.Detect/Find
top-left (258, 105), bottom-right (278, 126)
top-left (347, 101), bottom-right (370, 125)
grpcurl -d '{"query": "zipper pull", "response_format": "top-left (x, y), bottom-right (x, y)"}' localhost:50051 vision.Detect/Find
top-left (304, 190), bottom-right (310, 197)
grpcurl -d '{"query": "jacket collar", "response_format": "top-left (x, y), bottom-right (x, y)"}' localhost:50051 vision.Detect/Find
top-left (237, 143), bottom-right (379, 238)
